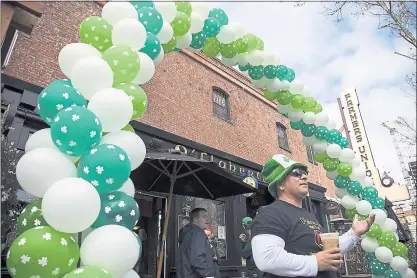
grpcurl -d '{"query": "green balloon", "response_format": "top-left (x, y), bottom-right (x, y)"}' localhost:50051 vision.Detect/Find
top-left (122, 124), bottom-right (135, 133)
top-left (137, 7), bottom-right (163, 34)
top-left (323, 157), bottom-right (340, 171)
top-left (79, 16), bottom-right (112, 52)
top-left (256, 37), bottom-right (264, 51)
top-left (366, 224), bottom-right (383, 239)
top-left (276, 65), bottom-right (288, 80)
top-left (327, 129), bottom-right (342, 144)
top-left (338, 137), bottom-right (350, 148)
top-left (202, 37), bottom-right (220, 57)
top-left (140, 32), bottom-right (161, 60)
top-left (115, 83), bottom-right (148, 120)
top-left (337, 162), bottom-right (353, 177)
top-left (366, 252), bottom-right (377, 262)
top-left (384, 269), bottom-right (402, 278)
top-left (38, 80), bottom-right (87, 125)
top-left (301, 124), bottom-right (316, 137)
top-left (283, 68), bottom-right (295, 82)
top-left (175, 1), bottom-right (192, 16)
top-left (244, 34), bottom-right (259, 52)
top-left (190, 31), bottom-right (207, 49)
top-left (51, 106), bottom-right (102, 156)
top-left (171, 11), bottom-right (191, 36)
top-left (92, 191), bottom-right (140, 230)
top-left (347, 181), bottom-right (363, 196)
top-left (302, 97), bottom-right (318, 112)
top-left (311, 103), bottom-right (323, 114)
top-left (379, 232), bottom-right (397, 249)
top-left (130, 1), bottom-right (154, 10)
top-left (220, 42), bottom-right (237, 58)
top-left (276, 91), bottom-right (293, 105)
top-left (264, 65), bottom-right (277, 79)
top-left (102, 45), bottom-right (140, 85)
top-left (238, 64), bottom-right (250, 72)
top-left (248, 65), bottom-right (264, 80)
top-left (235, 38), bottom-right (249, 53)
top-left (314, 152), bottom-right (329, 163)
top-left (369, 260), bottom-right (389, 276)
top-left (362, 187), bottom-right (379, 201)
top-left (371, 197), bottom-right (385, 209)
top-left (203, 18), bottom-right (220, 37)
top-left (392, 242), bottom-right (408, 258)
top-left (334, 175), bottom-right (350, 188)
top-left (345, 208), bottom-right (358, 221)
top-left (208, 8), bottom-right (228, 26)
top-left (77, 144), bottom-right (131, 194)
top-left (162, 36), bottom-right (177, 54)
top-left (314, 126), bottom-right (329, 141)
top-left (7, 226), bottom-right (79, 277)
top-left (290, 120), bottom-right (305, 130)
top-left (264, 90), bottom-right (278, 101)
top-left (17, 200), bottom-right (48, 234)
top-left (291, 94), bottom-right (306, 109)
top-left (64, 265), bottom-right (112, 278)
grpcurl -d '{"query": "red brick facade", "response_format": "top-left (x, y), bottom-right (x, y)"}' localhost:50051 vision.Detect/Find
top-left (4, 1), bottom-right (336, 197)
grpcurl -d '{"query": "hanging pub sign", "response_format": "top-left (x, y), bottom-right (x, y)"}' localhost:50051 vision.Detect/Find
top-left (242, 176), bottom-right (259, 197)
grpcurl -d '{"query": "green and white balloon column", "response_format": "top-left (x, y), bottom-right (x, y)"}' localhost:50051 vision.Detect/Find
top-left (6, 1), bottom-right (416, 278)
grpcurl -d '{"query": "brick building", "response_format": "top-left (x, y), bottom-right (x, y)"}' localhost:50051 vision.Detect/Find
top-left (1, 2), bottom-right (338, 277)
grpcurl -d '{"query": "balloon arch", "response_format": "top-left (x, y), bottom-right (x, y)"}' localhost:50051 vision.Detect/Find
top-left (6, 2), bottom-right (415, 278)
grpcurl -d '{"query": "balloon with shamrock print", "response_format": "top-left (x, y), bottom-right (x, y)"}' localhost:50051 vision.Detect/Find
top-left (220, 42), bottom-right (237, 58)
top-left (264, 90), bottom-right (278, 101)
top-left (38, 79), bottom-right (87, 125)
top-left (291, 94), bottom-right (306, 109)
top-left (92, 191), bottom-right (140, 230)
top-left (64, 266), bottom-right (112, 278)
top-left (79, 16), bottom-right (112, 52)
top-left (392, 242), bottom-right (408, 259)
top-left (171, 11), bottom-right (191, 37)
top-left (203, 17), bottom-right (221, 38)
top-left (344, 208), bottom-right (358, 221)
top-left (327, 129), bottom-right (342, 144)
top-left (238, 64), bottom-right (250, 72)
top-left (334, 175), bottom-right (350, 188)
top-left (312, 103), bottom-right (323, 114)
top-left (235, 37), bottom-right (248, 53)
top-left (102, 45), bottom-right (140, 85)
top-left (371, 197), bottom-right (385, 209)
top-left (137, 7), bottom-right (163, 35)
top-left (176, 1), bottom-right (192, 16)
top-left (347, 181), bottom-right (363, 196)
top-left (283, 68), bottom-right (295, 82)
top-left (362, 187), bottom-right (379, 201)
top-left (367, 224), bottom-right (383, 239)
top-left (77, 144), bottom-right (131, 194)
top-left (323, 157), bottom-right (339, 172)
top-left (302, 97), bottom-right (318, 112)
top-left (17, 200), bottom-right (48, 234)
top-left (290, 120), bottom-right (305, 130)
top-left (337, 162), bottom-right (353, 177)
top-left (264, 65), bottom-right (277, 79)
top-left (366, 252), bottom-right (377, 262)
top-left (115, 83), bottom-right (148, 120)
top-left (162, 36), bottom-right (177, 54)
top-left (51, 106), bottom-right (102, 157)
top-left (130, 1), bottom-right (154, 10)
top-left (276, 91), bottom-right (293, 105)
top-left (337, 137), bottom-right (350, 148)
top-left (314, 152), bottom-right (329, 163)
top-left (208, 8), bottom-right (228, 26)
top-left (379, 232), bottom-right (398, 249)
top-left (7, 226), bottom-right (79, 277)
top-left (248, 65), bottom-right (264, 80)
top-left (276, 65), bottom-right (289, 80)
top-left (190, 31), bottom-right (207, 49)
top-left (202, 37), bottom-right (220, 57)
top-left (369, 260), bottom-right (390, 276)
top-left (301, 124), bottom-right (316, 137)
top-left (384, 269), bottom-right (402, 278)
top-left (122, 124), bottom-right (135, 133)
top-left (314, 126), bottom-right (329, 141)
top-left (140, 32), bottom-right (161, 60)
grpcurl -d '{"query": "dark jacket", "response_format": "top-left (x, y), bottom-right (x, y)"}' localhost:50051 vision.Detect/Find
top-left (177, 224), bottom-right (216, 278)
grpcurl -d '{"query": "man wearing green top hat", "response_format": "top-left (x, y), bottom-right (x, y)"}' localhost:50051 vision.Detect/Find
top-left (251, 154), bottom-right (375, 278)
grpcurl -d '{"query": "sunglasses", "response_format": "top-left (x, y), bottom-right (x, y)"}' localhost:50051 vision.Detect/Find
top-left (289, 168), bottom-right (308, 178)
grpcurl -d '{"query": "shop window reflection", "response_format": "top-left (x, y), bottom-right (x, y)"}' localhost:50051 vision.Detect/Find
top-left (178, 197), bottom-right (227, 259)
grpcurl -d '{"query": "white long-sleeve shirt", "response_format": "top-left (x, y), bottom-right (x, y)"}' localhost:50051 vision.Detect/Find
top-left (252, 229), bottom-right (361, 277)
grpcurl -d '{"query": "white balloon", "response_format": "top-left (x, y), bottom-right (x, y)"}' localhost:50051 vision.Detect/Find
top-left (157, 21), bottom-right (174, 44)
top-left (390, 256), bottom-right (409, 274)
top-left (190, 2), bottom-right (209, 18)
top-left (350, 164), bottom-right (366, 181)
top-left (266, 79), bottom-right (281, 92)
top-left (303, 112), bottom-right (316, 125)
top-left (237, 53), bottom-right (249, 66)
top-left (341, 194), bottom-right (359, 209)
top-left (101, 131), bottom-right (146, 170)
top-left (314, 112), bottom-right (329, 127)
top-left (303, 135), bottom-right (318, 146)
top-left (118, 178), bottom-right (135, 197)
top-left (58, 43), bottom-right (101, 79)
top-left (251, 79), bottom-right (265, 89)
top-left (312, 141), bottom-right (328, 153)
top-left (276, 104), bottom-right (292, 114)
top-left (280, 80), bottom-right (291, 91)
top-left (42, 177), bottom-right (100, 233)
top-left (247, 50), bottom-right (264, 66)
top-left (216, 25), bottom-right (236, 44)
top-left (112, 18), bottom-right (147, 51)
top-left (301, 86), bottom-right (310, 97)
top-left (122, 269), bottom-right (140, 278)
top-left (362, 176), bottom-right (374, 188)
top-left (326, 144), bottom-right (342, 159)
top-left (356, 200), bottom-right (372, 216)
top-left (190, 13), bottom-right (204, 34)
top-left (71, 56), bottom-right (113, 100)
top-left (375, 246), bottom-right (393, 263)
top-left (81, 225), bottom-right (140, 278)
top-left (133, 52), bottom-right (156, 85)
top-left (102, 2), bottom-right (137, 26)
top-left (261, 52), bottom-right (276, 66)
top-left (335, 188), bottom-right (348, 199)
top-left (403, 268), bottom-right (416, 278)
top-left (176, 32), bottom-right (192, 49)
top-left (381, 218), bottom-right (398, 233)
top-left (153, 48), bottom-right (165, 66)
top-left (229, 22), bottom-right (245, 38)
top-left (288, 110), bottom-right (304, 122)
top-left (16, 148), bottom-right (77, 197)
top-left (351, 154), bottom-right (361, 167)
top-left (361, 236), bottom-right (380, 253)
top-left (371, 209), bottom-right (388, 226)
top-left (25, 128), bottom-right (79, 163)
top-left (326, 171), bottom-right (338, 180)
top-left (88, 88), bottom-right (133, 132)
top-left (221, 56), bottom-right (238, 67)
top-left (325, 119), bottom-right (337, 129)
top-left (339, 148), bottom-right (355, 163)
top-left (154, 2), bottom-right (176, 23)
top-left (290, 80), bottom-right (304, 94)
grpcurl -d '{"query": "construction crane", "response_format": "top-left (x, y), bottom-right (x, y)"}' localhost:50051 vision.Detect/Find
top-left (382, 121), bottom-right (416, 205)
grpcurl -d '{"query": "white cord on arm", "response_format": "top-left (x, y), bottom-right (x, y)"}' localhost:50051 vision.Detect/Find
top-left (339, 229), bottom-right (361, 254)
top-left (251, 234), bottom-right (318, 277)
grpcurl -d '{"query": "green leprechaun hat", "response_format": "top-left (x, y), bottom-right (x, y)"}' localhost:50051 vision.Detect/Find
top-left (262, 154), bottom-right (308, 198)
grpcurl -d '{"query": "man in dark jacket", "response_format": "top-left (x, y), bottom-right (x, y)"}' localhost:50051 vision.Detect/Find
top-left (177, 208), bottom-right (218, 278)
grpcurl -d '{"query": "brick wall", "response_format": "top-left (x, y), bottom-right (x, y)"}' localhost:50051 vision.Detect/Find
top-left (4, 1), bottom-right (335, 197)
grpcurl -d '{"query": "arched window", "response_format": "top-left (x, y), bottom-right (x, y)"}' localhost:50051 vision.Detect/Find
top-left (212, 88), bottom-right (230, 121)
top-left (276, 123), bottom-right (290, 151)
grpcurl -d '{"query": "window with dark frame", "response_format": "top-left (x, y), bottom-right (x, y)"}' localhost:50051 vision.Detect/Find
top-left (306, 145), bottom-right (316, 164)
top-left (276, 123), bottom-right (290, 151)
top-left (1, 27), bottom-right (19, 69)
top-left (212, 88), bottom-right (230, 121)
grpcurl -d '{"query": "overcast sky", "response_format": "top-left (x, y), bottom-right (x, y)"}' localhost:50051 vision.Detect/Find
top-left (207, 1), bottom-right (416, 183)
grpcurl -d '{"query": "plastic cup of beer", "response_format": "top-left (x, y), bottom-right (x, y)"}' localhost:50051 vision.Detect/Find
top-left (320, 232), bottom-right (339, 250)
